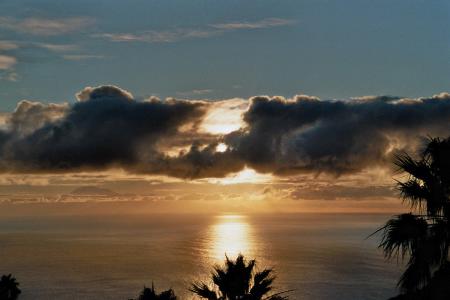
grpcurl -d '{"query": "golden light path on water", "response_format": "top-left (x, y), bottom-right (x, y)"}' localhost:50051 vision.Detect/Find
top-left (208, 215), bottom-right (255, 262)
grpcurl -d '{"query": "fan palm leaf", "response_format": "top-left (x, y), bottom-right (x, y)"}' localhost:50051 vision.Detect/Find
top-left (379, 213), bottom-right (428, 260)
top-left (191, 255), bottom-right (288, 300)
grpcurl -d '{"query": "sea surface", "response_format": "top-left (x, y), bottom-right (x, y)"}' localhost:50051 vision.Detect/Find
top-left (0, 213), bottom-right (402, 299)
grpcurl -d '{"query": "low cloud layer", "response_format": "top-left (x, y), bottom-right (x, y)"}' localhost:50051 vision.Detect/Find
top-left (225, 93), bottom-right (450, 175)
top-left (0, 85), bottom-right (207, 174)
top-left (1, 85), bottom-right (450, 179)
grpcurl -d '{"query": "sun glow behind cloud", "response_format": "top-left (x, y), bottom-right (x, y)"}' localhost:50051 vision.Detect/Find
top-left (199, 99), bottom-right (247, 134)
top-left (210, 167), bottom-right (273, 185)
top-left (216, 143), bottom-right (228, 152)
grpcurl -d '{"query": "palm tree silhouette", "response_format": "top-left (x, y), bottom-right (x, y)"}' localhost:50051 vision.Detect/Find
top-left (0, 274), bottom-right (21, 300)
top-left (132, 283), bottom-right (177, 300)
top-left (190, 254), bottom-right (289, 300)
top-left (375, 137), bottom-right (450, 295)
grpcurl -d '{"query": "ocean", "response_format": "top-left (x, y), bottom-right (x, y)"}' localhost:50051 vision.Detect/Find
top-left (0, 213), bottom-right (402, 299)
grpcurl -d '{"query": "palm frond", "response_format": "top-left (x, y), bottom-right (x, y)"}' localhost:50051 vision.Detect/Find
top-left (379, 213), bottom-right (428, 260)
top-left (191, 255), bottom-right (280, 300)
top-left (397, 179), bottom-right (428, 211)
top-left (394, 152), bottom-right (431, 182)
top-left (398, 255), bottom-right (431, 292)
top-left (250, 269), bottom-right (274, 299)
top-left (428, 220), bottom-right (450, 266)
top-left (381, 137), bottom-right (450, 295)
top-left (0, 274), bottom-right (21, 300)
top-left (158, 289), bottom-right (177, 300)
top-left (189, 282), bottom-right (218, 300)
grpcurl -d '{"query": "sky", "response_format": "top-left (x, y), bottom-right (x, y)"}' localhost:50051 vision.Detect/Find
top-left (1, 0), bottom-right (449, 108)
top-left (0, 0), bottom-right (449, 214)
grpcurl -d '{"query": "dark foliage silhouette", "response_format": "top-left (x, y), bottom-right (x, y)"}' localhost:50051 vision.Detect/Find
top-left (130, 283), bottom-right (177, 300)
top-left (0, 274), bottom-right (21, 300)
top-left (375, 137), bottom-right (450, 299)
top-left (190, 254), bottom-right (289, 300)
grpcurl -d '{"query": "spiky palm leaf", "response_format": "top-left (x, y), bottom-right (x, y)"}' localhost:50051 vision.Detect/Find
top-left (379, 213), bottom-right (428, 260)
top-left (191, 255), bottom-right (287, 300)
top-left (211, 255), bottom-right (255, 299)
top-left (398, 255), bottom-right (431, 293)
top-left (137, 283), bottom-right (177, 300)
top-left (190, 283), bottom-right (219, 300)
top-left (395, 153), bottom-right (448, 215)
top-left (0, 274), bottom-right (21, 300)
top-left (428, 220), bottom-right (450, 266)
top-left (249, 269), bottom-right (274, 299)
top-left (397, 179), bottom-right (429, 211)
top-left (378, 137), bottom-right (450, 295)
top-left (394, 153), bottom-right (432, 183)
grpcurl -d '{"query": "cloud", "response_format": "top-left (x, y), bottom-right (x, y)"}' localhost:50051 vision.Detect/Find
top-left (224, 93), bottom-right (450, 176)
top-left (0, 16), bottom-right (94, 36)
top-left (0, 86), bottom-right (450, 180)
top-left (0, 71), bottom-right (18, 82)
top-left (8, 100), bottom-right (69, 136)
top-left (93, 29), bottom-right (219, 43)
top-left (75, 85), bottom-right (134, 102)
top-left (0, 41), bottom-right (19, 51)
top-left (288, 184), bottom-right (396, 201)
top-left (95, 17), bottom-right (295, 43)
top-left (0, 41), bottom-right (18, 79)
top-left (0, 55), bottom-right (16, 70)
top-left (199, 98), bottom-right (247, 134)
top-left (211, 18), bottom-right (296, 30)
top-left (0, 41), bottom-right (20, 81)
top-left (62, 54), bottom-right (106, 61)
top-left (0, 85), bottom-right (208, 173)
top-left (37, 43), bottom-right (79, 53)
top-left (0, 41), bottom-right (88, 81)
top-left (177, 89), bottom-right (214, 96)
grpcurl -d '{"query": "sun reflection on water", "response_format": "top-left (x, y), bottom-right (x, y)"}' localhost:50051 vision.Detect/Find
top-left (209, 215), bottom-right (254, 261)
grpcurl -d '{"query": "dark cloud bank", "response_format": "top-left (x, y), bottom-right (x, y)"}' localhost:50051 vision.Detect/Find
top-left (1, 85), bottom-right (450, 178)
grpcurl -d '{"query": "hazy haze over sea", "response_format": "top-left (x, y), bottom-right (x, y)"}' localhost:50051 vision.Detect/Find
top-left (0, 213), bottom-right (402, 299)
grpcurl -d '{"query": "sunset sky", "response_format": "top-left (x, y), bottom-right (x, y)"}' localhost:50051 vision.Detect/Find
top-left (0, 0), bottom-right (450, 215)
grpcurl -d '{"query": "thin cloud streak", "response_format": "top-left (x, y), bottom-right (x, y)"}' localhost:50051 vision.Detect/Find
top-left (211, 18), bottom-right (296, 30)
top-left (0, 54), bottom-right (16, 70)
top-left (0, 41), bottom-right (103, 80)
top-left (95, 17), bottom-right (295, 43)
top-left (177, 89), bottom-right (214, 97)
top-left (0, 41), bottom-right (18, 77)
top-left (0, 16), bottom-right (94, 36)
top-left (37, 43), bottom-right (80, 53)
top-left (62, 54), bottom-right (106, 61)
top-left (0, 41), bottom-right (19, 51)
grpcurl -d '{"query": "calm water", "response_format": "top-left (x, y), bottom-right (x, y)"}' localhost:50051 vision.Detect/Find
top-left (0, 213), bottom-right (402, 299)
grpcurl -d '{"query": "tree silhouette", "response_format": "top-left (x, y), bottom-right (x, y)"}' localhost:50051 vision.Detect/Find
top-left (190, 254), bottom-right (289, 300)
top-left (131, 283), bottom-right (177, 300)
top-left (376, 137), bottom-right (450, 297)
top-left (0, 274), bottom-right (21, 300)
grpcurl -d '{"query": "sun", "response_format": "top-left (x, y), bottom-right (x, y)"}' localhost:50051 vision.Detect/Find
top-left (216, 143), bottom-right (228, 152)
